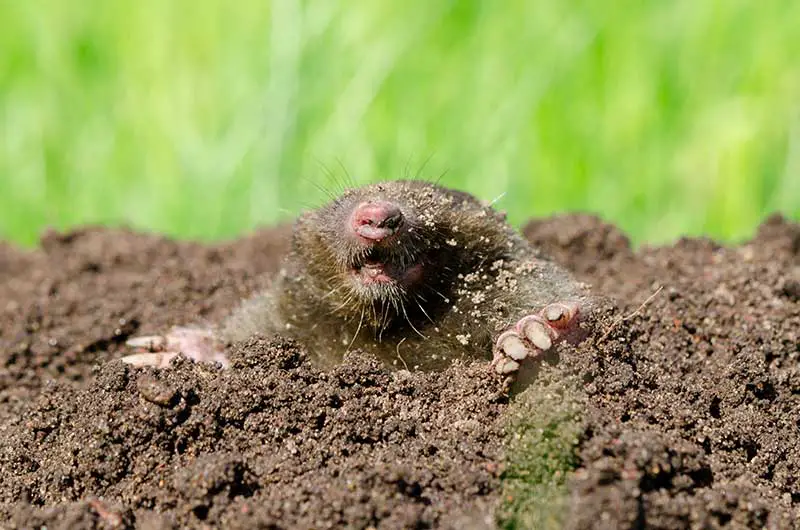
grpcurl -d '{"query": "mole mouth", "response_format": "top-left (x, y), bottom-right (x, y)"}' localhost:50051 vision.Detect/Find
top-left (351, 249), bottom-right (395, 284)
top-left (348, 247), bottom-right (425, 289)
top-left (352, 247), bottom-right (384, 266)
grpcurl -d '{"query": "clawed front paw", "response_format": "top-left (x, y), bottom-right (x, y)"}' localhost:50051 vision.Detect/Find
top-left (491, 302), bottom-right (580, 375)
top-left (122, 326), bottom-right (228, 368)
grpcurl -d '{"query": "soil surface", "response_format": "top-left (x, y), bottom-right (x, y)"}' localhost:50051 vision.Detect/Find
top-left (0, 214), bottom-right (798, 529)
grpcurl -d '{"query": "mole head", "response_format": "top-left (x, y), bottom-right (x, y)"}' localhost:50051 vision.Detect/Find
top-left (294, 180), bottom-right (462, 321)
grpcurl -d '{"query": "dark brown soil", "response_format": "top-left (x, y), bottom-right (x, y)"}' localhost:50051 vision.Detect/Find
top-left (0, 214), bottom-right (798, 529)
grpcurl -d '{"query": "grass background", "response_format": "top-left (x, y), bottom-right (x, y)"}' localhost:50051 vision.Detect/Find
top-left (1, 1), bottom-right (798, 247)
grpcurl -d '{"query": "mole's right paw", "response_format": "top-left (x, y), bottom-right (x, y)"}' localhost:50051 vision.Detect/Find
top-left (123, 326), bottom-right (228, 368)
top-left (490, 302), bottom-right (580, 375)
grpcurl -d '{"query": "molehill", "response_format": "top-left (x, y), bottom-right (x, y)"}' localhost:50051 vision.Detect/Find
top-left (0, 213), bottom-right (797, 529)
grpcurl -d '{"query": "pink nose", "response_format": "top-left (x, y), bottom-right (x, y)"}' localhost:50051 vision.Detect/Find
top-left (351, 201), bottom-right (404, 242)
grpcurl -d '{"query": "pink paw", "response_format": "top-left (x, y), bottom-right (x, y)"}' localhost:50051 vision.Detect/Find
top-left (491, 302), bottom-right (580, 375)
top-left (122, 326), bottom-right (228, 368)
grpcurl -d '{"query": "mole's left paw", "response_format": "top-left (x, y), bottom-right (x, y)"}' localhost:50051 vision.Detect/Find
top-left (122, 326), bottom-right (228, 368)
top-left (491, 302), bottom-right (580, 375)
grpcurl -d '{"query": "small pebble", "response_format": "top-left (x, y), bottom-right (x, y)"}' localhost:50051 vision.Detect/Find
top-left (137, 375), bottom-right (178, 406)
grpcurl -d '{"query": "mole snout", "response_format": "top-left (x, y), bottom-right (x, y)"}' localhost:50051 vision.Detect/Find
top-left (351, 201), bottom-right (404, 242)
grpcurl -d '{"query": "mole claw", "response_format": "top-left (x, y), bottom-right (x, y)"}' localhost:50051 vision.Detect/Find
top-left (121, 352), bottom-right (179, 369)
top-left (543, 302), bottom-right (579, 329)
top-left (518, 317), bottom-right (553, 350)
top-left (126, 335), bottom-right (167, 351)
top-left (493, 357), bottom-right (520, 375)
top-left (491, 301), bottom-right (582, 376)
top-left (123, 326), bottom-right (228, 368)
top-left (497, 331), bottom-right (531, 360)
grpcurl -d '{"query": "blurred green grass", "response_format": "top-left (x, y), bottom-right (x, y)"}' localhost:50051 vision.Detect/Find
top-left (1, 0), bottom-right (798, 247)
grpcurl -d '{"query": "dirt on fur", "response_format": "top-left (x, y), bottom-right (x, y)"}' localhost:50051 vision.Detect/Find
top-left (0, 213), bottom-right (798, 529)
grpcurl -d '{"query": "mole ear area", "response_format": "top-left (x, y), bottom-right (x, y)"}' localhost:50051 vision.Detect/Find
top-left (431, 186), bottom-right (508, 225)
top-left (430, 185), bottom-right (484, 208)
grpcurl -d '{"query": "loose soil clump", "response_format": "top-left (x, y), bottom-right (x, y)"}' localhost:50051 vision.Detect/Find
top-left (1, 214), bottom-right (798, 528)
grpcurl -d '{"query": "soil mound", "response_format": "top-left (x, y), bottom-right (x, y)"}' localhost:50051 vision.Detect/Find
top-left (0, 214), bottom-right (797, 528)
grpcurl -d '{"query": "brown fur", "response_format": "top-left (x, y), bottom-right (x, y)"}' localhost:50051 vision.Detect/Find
top-left (222, 180), bottom-right (590, 370)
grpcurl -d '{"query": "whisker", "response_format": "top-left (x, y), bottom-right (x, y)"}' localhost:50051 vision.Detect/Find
top-left (433, 168), bottom-right (449, 186)
top-left (330, 290), bottom-right (356, 314)
top-left (425, 285), bottom-right (451, 303)
top-left (402, 155), bottom-right (412, 181)
top-left (395, 338), bottom-right (409, 371)
top-left (378, 297), bottom-right (389, 341)
top-left (346, 307), bottom-right (366, 352)
top-left (308, 162), bottom-right (342, 201)
top-left (399, 298), bottom-right (427, 339)
top-left (414, 295), bottom-right (435, 325)
top-left (487, 191), bottom-right (507, 208)
top-left (306, 176), bottom-right (338, 202)
top-left (335, 158), bottom-right (356, 190)
top-left (321, 284), bottom-right (346, 300)
top-left (370, 299), bottom-right (380, 330)
top-left (414, 154), bottom-right (434, 181)
top-left (317, 159), bottom-right (348, 196)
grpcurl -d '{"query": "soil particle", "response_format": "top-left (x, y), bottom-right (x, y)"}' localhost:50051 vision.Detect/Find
top-left (1, 213), bottom-right (798, 528)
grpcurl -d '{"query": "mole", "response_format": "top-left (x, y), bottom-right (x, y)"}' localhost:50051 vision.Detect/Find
top-left (123, 180), bottom-right (592, 376)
